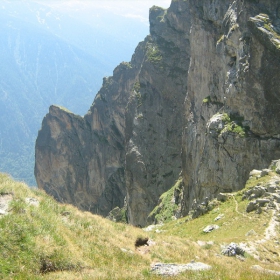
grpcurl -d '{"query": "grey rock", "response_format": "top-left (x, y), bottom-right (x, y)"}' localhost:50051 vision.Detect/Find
top-left (261, 169), bottom-right (270, 177)
top-left (251, 186), bottom-right (266, 198)
top-left (247, 186), bottom-right (266, 200)
top-left (272, 194), bottom-right (280, 203)
top-left (143, 224), bottom-right (163, 232)
top-left (267, 185), bottom-right (277, 193)
top-left (245, 229), bottom-right (257, 236)
top-left (269, 160), bottom-right (280, 175)
top-left (197, 240), bottom-right (214, 247)
top-left (263, 192), bottom-right (272, 197)
top-left (268, 201), bottom-right (276, 209)
top-left (217, 193), bottom-right (228, 202)
top-left (121, 248), bottom-right (134, 254)
top-left (26, 197), bottom-right (39, 207)
top-left (151, 262), bottom-right (211, 276)
top-left (246, 201), bottom-right (258, 213)
top-left (249, 170), bottom-right (262, 177)
top-left (0, 194), bottom-right (13, 215)
top-left (244, 189), bottom-right (252, 198)
top-left (203, 224), bottom-right (219, 233)
top-left (214, 214), bottom-right (224, 221)
top-left (207, 113), bottom-right (225, 136)
top-left (256, 199), bottom-right (270, 207)
top-left (222, 243), bottom-right (245, 257)
top-left (155, 229), bottom-right (164, 233)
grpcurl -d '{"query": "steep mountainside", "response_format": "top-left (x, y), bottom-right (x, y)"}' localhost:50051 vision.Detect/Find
top-left (35, 0), bottom-right (280, 226)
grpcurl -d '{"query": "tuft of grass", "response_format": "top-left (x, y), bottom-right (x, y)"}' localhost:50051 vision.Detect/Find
top-left (217, 34), bottom-right (225, 44)
top-left (148, 178), bottom-right (182, 223)
top-left (146, 44), bottom-right (163, 65)
top-left (220, 113), bottom-right (247, 137)
top-left (203, 96), bottom-right (211, 103)
top-left (133, 81), bottom-right (141, 94)
top-left (254, 14), bottom-right (280, 50)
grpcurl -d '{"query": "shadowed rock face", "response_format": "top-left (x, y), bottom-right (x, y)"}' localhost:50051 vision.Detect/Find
top-left (35, 0), bottom-right (280, 226)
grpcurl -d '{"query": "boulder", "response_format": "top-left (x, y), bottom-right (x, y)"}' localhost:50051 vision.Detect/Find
top-left (251, 186), bottom-right (266, 197)
top-left (203, 224), bottom-right (219, 233)
top-left (269, 160), bottom-right (280, 175)
top-left (249, 170), bottom-right (262, 177)
top-left (217, 193), bottom-right (228, 202)
top-left (222, 243), bottom-right (245, 257)
top-left (260, 169), bottom-right (270, 177)
top-left (272, 194), bottom-right (280, 203)
top-left (256, 198), bottom-right (270, 207)
top-left (214, 214), bottom-right (224, 221)
top-left (246, 201), bottom-right (258, 212)
top-left (267, 185), bottom-right (277, 193)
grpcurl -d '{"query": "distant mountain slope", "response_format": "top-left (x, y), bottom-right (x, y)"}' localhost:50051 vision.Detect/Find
top-left (0, 17), bottom-right (102, 184)
top-left (0, 0), bottom-right (148, 185)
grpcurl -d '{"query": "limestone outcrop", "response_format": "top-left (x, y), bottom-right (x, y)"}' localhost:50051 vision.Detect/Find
top-left (35, 0), bottom-right (280, 226)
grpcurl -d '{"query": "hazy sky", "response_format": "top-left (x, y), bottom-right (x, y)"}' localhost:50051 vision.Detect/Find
top-left (36, 0), bottom-right (172, 25)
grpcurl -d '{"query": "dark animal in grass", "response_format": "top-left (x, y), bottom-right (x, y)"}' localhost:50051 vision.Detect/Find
top-left (135, 237), bottom-right (149, 248)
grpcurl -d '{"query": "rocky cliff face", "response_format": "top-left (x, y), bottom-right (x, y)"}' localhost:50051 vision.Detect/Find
top-left (35, 0), bottom-right (280, 226)
top-left (181, 0), bottom-right (280, 215)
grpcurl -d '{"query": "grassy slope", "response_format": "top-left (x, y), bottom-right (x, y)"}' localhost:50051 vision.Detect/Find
top-left (0, 173), bottom-right (279, 279)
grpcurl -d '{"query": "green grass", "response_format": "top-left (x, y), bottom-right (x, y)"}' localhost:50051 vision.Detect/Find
top-left (162, 195), bottom-right (268, 242)
top-left (0, 173), bottom-right (280, 279)
top-left (146, 44), bottom-right (163, 65)
top-left (133, 82), bottom-right (141, 94)
top-left (148, 178), bottom-right (182, 223)
top-left (203, 96), bottom-right (211, 103)
top-left (255, 14), bottom-right (280, 50)
top-left (220, 113), bottom-right (247, 137)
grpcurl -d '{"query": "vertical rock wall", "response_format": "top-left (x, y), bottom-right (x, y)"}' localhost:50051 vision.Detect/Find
top-left (181, 0), bottom-right (280, 214)
top-left (35, 0), bottom-right (280, 226)
top-left (124, 2), bottom-right (191, 226)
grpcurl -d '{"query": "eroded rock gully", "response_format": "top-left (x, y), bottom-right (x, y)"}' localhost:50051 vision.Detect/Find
top-left (35, 0), bottom-right (280, 226)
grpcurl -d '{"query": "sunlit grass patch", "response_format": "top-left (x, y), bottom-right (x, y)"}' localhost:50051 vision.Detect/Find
top-left (0, 173), bottom-right (280, 279)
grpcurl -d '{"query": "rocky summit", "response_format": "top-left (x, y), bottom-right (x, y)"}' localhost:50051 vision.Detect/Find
top-left (35, 0), bottom-right (280, 227)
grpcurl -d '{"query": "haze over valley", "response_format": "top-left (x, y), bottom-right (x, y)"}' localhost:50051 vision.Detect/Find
top-left (0, 0), bottom-right (170, 185)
